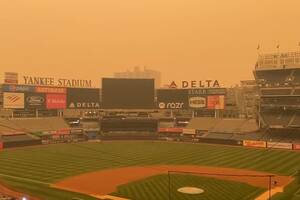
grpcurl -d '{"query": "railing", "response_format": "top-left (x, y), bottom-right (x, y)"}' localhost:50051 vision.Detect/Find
top-left (256, 51), bottom-right (300, 69)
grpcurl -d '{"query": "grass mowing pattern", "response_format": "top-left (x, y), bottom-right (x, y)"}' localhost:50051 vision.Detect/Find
top-left (112, 174), bottom-right (265, 200)
top-left (0, 141), bottom-right (300, 199)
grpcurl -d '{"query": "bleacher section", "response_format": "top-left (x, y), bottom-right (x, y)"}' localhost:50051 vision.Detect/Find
top-left (291, 114), bottom-right (300, 127)
top-left (261, 110), bottom-right (294, 128)
top-left (294, 89), bottom-right (300, 95)
top-left (187, 118), bottom-right (258, 134)
top-left (255, 69), bottom-right (292, 85)
top-left (261, 96), bottom-right (300, 106)
top-left (261, 88), bottom-right (292, 95)
top-left (0, 117), bottom-right (69, 133)
top-left (0, 119), bottom-right (16, 133)
top-left (187, 117), bottom-right (220, 131)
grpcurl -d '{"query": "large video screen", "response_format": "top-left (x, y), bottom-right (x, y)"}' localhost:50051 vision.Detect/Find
top-left (102, 78), bottom-right (155, 109)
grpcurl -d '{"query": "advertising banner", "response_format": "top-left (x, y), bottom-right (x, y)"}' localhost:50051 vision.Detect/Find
top-left (2, 84), bottom-right (35, 93)
top-left (207, 95), bottom-right (225, 110)
top-left (157, 89), bottom-right (226, 110)
top-left (3, 92), bottom-right (24, 109)
top-left (67, 88), bottom-right (100, 109)
top-left (25, 93), bottom-right (46, 109)
top-left (188, 96), bottom-right (206, 108)
top-left (293, 144), bottom-right (300, 150)
top-left (182, 128), bottom-right (196, 135)
top-left (158, 127), bottom-right (183, 133)
top-left (55, 128), bottom-right (70, 135)
top-left (243, 140), bottom-right (266, 148)
top-left (36, 86), bottom-right (66, 94)
top-left (4, 72), bottom-right (18, 84)
top-left (157, 89), bottom-right (188, 109)
top-left (267, 142), bottom-right (293, 150)
top-left (46, 94), bottom-right (67, 109)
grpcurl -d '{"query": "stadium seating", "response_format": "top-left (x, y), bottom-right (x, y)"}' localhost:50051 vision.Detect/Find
top-left (187, 118), bottom-right (258, 134)
top-left (255, 69), bottom-right (292, 85)
top-left (261, 110), bottom-right (294, 127)
top-left (186, 117), bottom-right (220, 131)
top-left (261, 88), bottom-right (292, 95)
top-left (294, 89), bottom-right (300, 95)
top-left (1, 117), bottom-right (70, 133)
top-left (290, 114), bottom-right (300, 127)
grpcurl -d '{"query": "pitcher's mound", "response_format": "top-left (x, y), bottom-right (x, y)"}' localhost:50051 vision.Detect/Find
top-left (177, 187), bottom-right (204, 194)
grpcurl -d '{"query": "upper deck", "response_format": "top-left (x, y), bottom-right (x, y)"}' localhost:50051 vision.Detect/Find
top-left (255, 51), bottom-right (300, 70)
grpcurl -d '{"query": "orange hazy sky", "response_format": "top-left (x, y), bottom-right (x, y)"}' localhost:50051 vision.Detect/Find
top-left (0, 0), bottom-right (300, 87)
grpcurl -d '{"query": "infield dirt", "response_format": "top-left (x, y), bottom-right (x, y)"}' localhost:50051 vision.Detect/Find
top-left (53, 165), bottom-right (293, 196)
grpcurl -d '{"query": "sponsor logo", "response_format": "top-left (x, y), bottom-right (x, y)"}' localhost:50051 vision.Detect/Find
top-left (3, 93), bottom-right (24, 109)
top-left (2, 84), bottom-right (35, 92)
top-left (46, 94), bottom-right (66, 109)
top-left (243, 140), bottom-right (266, 148)
top-left (26, 96), bottom-right (45, 105)
top-left (158, 102), bottom-right (166, 109)
top-left (36, 87), bottom-right (66, 94)
top-left (207, 95), bottom-right (225, 110)
top-left (293, 144), bottom-right (300, 150)
top-left (189, 97), bottom-right (206, 108)
top-left (4, 72), bottom-right (18, 84)
top-left (158, 102), bottom-right (184, 109)
top-left (267, 142), bottom-right (293, 150)
top-left (158, 128), bottom-right (183, 133)
top-left (69, 102), bottom-right (100, 109)
top-left (169, 80), bottom-right (220, 89)
top-left (6, 95), bottom-right (21, 103)
top-left (169, 81), bottom-right (178, 89)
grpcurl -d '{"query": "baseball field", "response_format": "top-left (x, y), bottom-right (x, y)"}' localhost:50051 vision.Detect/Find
top-left (0, 141), bottom-right (300, 200)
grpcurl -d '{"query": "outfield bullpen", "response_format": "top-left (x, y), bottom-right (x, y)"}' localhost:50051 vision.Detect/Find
top-left (0, 141), bottom-right (300, 200)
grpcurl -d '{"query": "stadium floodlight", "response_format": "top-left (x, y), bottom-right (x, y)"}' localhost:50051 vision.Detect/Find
top-left (22, 197), bottom-right (28, 200)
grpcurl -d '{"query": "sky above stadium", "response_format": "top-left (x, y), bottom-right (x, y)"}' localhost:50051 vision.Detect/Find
top-left (0, 0), bottom-right (300, 87)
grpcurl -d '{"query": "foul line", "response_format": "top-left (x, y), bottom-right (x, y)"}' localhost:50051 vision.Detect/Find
top-left (0, 173), bottom-right (50, 185)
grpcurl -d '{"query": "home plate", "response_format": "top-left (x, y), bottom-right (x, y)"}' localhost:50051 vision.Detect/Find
top-left (177, 187), bottom-right (205, 194)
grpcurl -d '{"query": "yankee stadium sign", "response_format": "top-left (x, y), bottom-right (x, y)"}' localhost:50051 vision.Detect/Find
top-left (22, 76), bottom-right (92, 88)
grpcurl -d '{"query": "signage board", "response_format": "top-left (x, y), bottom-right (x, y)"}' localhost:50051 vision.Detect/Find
top-left (3, 92), bottom-right (24, 109)
top-left (207, 95), bottom-right (225, 110)
top-left (188, 96), bottom-right (206, 108)
top-left (167, 80), bottom-right (221, 89)
top-left (2, 84), bottom-right (35, 93)
top-left (67, 88), bottom-right (100, 109)
top-left (293, 144), bottom-right (300, 150)
top-left (157, 89), bottom-right (225, 109)
top-left (158, 127), bottom-right (183, 133)
top-left (157, 89), bottom-right (188, 109)
top-left (25, 93), bottom-right (46, 109)
top-left (46, 94), bottom-right (67, 109)
top-left (36, 86), bottom-right (66, 94)
top-left (182, 128), bottom-right (196, 135)
top-left (267, 142), bottom-right (293, 150)
top-left (23, 76), bottom-right (92, 88)
top-left (243, 140), bottom-right (266, 148)
top-left (4, 72), bottom-right (18, 84)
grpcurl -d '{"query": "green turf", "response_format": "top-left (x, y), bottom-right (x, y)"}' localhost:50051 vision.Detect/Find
top-left (112, 174), bottom-right (265, 200)
top-left (0, 141), bottom-right (300, 199)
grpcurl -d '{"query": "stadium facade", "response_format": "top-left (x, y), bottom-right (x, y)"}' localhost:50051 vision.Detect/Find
top-left (254, 51), bottom-right (300, 130)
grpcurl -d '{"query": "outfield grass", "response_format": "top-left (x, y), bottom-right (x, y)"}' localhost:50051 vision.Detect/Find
top-left (0, 141), bottom-right (300, 199)
top-left (112, 174), bottom-right (265, 200)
